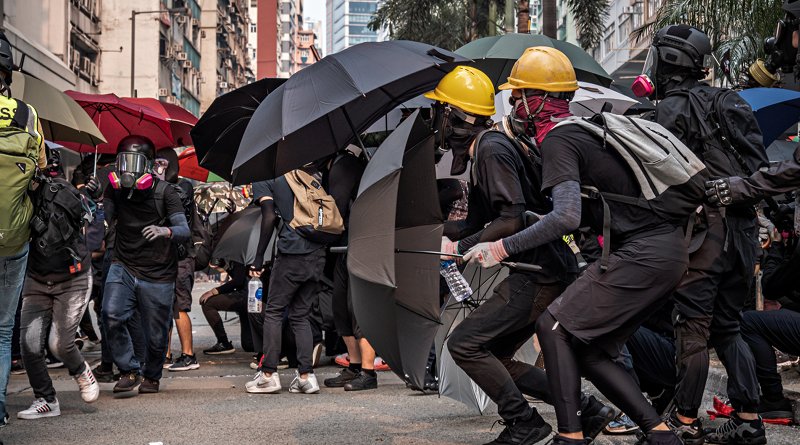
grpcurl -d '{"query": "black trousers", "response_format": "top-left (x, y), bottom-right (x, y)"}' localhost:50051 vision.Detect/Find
top-left (201, 290), bottom-right (253, 351)
top-left (673, 211), bottom-right (760, 416)
top-left (741, 309), bottom-right (800, 402)
top-left (627, 326), bottom-right (677, 414)
top-left (332, 254), bottom-right (361, 339)
top-left (448, 272), bottom-right (565, 422)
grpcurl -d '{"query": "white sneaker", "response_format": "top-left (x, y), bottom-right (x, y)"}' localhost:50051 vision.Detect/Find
top-left (245, 371), bottom-right (281, 394)
top-left (74, 361), bottom-right (100, 403)
top-left (17, 398), bottom-right (60, 420)
top-left (289, 372), bottom-right (320, 394)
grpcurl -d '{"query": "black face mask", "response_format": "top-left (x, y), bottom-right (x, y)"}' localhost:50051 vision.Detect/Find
top-left (431, 104), bottom-right (490, 175)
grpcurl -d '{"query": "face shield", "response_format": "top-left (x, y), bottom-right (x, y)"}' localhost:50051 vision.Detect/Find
top-left (632, 47), bottom-right (658, 98)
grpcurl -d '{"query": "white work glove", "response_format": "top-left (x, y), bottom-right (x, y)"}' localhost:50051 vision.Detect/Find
top-left (441, 236), bottom-right (459, 259)
top-left (463, 240), bottom-right (509, 268)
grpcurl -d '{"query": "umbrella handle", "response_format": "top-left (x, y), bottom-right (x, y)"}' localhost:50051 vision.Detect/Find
top-left (329, 246), bottom-right (347, 254)
top-left (500, 262), bottom-right (542, 272)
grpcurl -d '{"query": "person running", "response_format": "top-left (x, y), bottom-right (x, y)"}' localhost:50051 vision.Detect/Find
top-left (87, 135), bottom-right (189, 395)
top-left (645, 25), bottom-right (768, 445)
top-left (18, 146), bottom-right (99, 419)
top-left (465, 47), bottom-right (689, 445)
top-left (429, 64), bottom-right (612, 445)
top-left (0, 30), bottom-right (46, 427)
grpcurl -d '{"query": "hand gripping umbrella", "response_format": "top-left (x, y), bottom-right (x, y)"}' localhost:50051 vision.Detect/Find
top-left (232, 41), bottom-right (471, 184)
top-left (190, 78), bottom-right (287, 181)
top-left (455, 34), bottom-right (613, 90)
top-left (347, 110), bottom-right (444, 390)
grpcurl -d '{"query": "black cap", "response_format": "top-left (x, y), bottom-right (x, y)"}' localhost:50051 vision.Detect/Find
top-left (117, 135), bottom-right (155, 160)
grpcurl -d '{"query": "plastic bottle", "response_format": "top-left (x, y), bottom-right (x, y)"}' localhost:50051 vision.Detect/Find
top-left (247, 277), bottom-right (263, 313)
top-left (440, 260), bottom-right (473, 302)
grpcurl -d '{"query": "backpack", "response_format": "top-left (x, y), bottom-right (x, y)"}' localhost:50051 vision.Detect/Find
top-left (284, 168), bottom-right (344, 244)
top-left (556, 113), bottom-right (709, 269)
top-left (29, 177), bottom-right (92, 261)
top-left (0, 99), bottom-right (41, 255)
top-left (154, 181), bottom-right (213, 270)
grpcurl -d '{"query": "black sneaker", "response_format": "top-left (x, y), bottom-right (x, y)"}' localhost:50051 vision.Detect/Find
top-left (757, 396), bottom-right (793, 420)
top-left (168, 354), bottom-right (200, 372)
top-left (113, 372), bottom-right (143, 393)
top-left (324, 368), bottom-right (359, 388)
top-left (139, 377), bottom-right (160, 394)
top-left (93, 363), bottom-right (117, 383)
top-left (344, 371), bottom-right (378, 391)
top-left (703, 414), bottom-right (767, 445)
top-left (483, 409), bottom-right (552, 445)
top-left (635, 430), bottom-right (684, 445)
top-left (203, 341), bottom-right (235, 355)
top-left (580, 394), bottom-right (617, 439)
top-left (666, 410), bottom-right (705, 445)
top-left (549, 436), bottom-right (590, 445)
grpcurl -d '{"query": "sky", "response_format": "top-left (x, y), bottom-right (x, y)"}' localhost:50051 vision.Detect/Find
top-left (304, 0), bottom-right (327, 53)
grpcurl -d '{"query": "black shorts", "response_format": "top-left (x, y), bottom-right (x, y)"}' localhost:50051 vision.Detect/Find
top-left (332, 254), bottom-right (361, 339)
top-left (173, 258), bottom-right (195, 318)
top-left (548, 227), bottom-right (688, 357)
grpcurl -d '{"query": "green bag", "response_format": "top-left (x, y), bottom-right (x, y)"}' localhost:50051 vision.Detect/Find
top-left (0, 99), bottom-right (41, 256)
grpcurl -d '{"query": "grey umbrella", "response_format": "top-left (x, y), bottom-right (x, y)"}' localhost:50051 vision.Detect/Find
top-left (212, 206), bottom-right (276, 266)
top-left (232, 40), bottom-right (471, 184)
top-left (348, 110), bottom-right (443, 390)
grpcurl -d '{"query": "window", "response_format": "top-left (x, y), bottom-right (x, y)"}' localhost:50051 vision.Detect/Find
top-left (348, 25), bottom-right (374, 36)
top-left (603, 28), bottom-right (615, 57)
top-left (618, 16), bottom-right (631, 45)
top-left (250, 23), bottom-right (257, 33)
top-left (349, 1), bottom-right (377, 14)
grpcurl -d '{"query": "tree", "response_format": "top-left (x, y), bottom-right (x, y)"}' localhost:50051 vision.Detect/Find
top-left (635, 0), bottom-right (783, 82)
top-left (566, 0), bottom-right (610, 50)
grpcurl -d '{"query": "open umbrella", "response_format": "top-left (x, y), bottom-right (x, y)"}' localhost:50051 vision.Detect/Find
top-left (191, 78), bottom-right (287, 182)
top-left (126, 97), bottom-right (198, 146)
top-left (348, 110), bottom-right (443, 389)
top-left (738, 87), bottom-right (800, 147)
top-left (62, 91), bottom-right (174, 153)
top-left (178, 147), bottom-right (225, 182)
top-left (493, 82), bottom-right (638, 122)
top-left (232, 40), bottom-right (470, 184)
top-left (11, 71), bottom-right (105, 146)
top-left (455, 34), bottom-right (613, 89)
top-left (212, 206), bottom-right (276, 266)
top-left (194, 182), bottom-right (251, 216)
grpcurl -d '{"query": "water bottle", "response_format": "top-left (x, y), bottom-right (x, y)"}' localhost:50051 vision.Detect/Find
top-left (247, 277), bottom-right (263, 313)
top-left (440, 260), bottom-right (472, 302)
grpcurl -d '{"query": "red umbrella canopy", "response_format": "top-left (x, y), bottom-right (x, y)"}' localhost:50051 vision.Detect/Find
top-left (125, 97), bottom-right (198, 146)
top-left (61, 91), bottom-right (175, 154)
top-left (177, 146), bottom-right (224, 182)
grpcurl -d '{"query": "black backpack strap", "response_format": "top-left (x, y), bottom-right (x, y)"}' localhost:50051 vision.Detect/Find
top-left (580, 186), bottom-right (611, 272)
top-left (11, 99), bottom-right (29, 130)
top-left (153, 180), bottom-right (169, 224)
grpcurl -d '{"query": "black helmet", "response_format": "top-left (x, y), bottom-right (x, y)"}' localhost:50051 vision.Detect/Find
top-left (0, 31), bottom-right (13, 82)
top-left (652, 25), bottom-right (712, 71)
top-left (785, 0), bottom-right (800, 18)
top-left (117, 135), bottom-right (155, 160)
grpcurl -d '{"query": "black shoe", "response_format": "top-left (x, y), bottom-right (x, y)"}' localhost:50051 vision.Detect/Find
top-left (139, 377), bottom-right (160, 394)
top-left (324, 368), bottom-right (359, 388)
top-left (168, 354), bottom-right (200, 372)
top-left (635, 430), bottom-right (684, 445)
top-left (113, 372), bottom-right (143, 393)
top-left (10, 359), bottom-right (24, 375)
top-left (483, 409), bottom-right (552, 445)
top-left (757, 396), bottom-right (793, 420)
top-left (580, 394), bottom-right (617, 439)
top-left (344, 371), bottom-right (378, 391)
top-left (203, 341), bottom-right (236, 355)
top-left (549, 436), bottom-right (590, 445)
top-left (93, 363), bottom-right (118, 383)
top-left (703, 414), bottom-right (767, 445)
top-left (666, 410), bottom-right (705, 445)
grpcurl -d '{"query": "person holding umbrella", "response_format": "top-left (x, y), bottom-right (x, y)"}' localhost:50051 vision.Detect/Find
top-left (464, 47), bottom-right (689, 445)
top-left (431, 66), bottom-right (611, 445)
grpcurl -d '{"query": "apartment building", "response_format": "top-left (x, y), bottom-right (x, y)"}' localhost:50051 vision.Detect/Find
top-left (595, 0), bottom-right (662, 87)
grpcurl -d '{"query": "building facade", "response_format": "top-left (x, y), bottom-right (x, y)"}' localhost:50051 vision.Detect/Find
top-left (247, 0), bottom-right (258, 76)
top-left (256, 0), bottom-right (280, 78)
top-left (326, 0), bottom-right (381, 55)
top-left (1, 0), bottom-right (102, 93)
top-left (293, 28), bottom-right (320, 72)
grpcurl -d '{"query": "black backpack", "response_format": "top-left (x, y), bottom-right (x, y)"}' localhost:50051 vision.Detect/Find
top-left (154, 181), bottom-right (213, 270)
top-left (29, 177), bottom-right (91, 261)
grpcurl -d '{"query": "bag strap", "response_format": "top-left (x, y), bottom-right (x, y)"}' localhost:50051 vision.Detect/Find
top-left (580, 186), bottom-right (611, 272)
top-left (11, 99), bottom-right (29, 130)
top-left (153, 181), bottom-right (169, 224)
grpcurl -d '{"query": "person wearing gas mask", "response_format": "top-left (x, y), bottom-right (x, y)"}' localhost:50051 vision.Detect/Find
top-left (464, 46), bottom-right (690, 445)
top-left (86, 135), bottom-right (189, 395)
top-left (432, 64), bottom-right (615, 445)
top-left (636, 25), bottom-right (769, 445)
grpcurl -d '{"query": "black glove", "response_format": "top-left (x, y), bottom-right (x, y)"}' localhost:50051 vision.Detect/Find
top-left (85, 177), bottom-right (102, 199)
top-left (705, 178), bottom-right (733, 206)
top-left (142, 225), bottom-right (171, 242)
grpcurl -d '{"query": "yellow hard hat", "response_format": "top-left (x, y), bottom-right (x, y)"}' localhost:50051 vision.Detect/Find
top-left (498, 47), bottom-right (579, 92)
top-left (424, 66), bottom-right (496, 116)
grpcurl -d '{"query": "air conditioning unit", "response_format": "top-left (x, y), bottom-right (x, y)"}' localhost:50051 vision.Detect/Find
top-left (219, 81), bottom-right (228, 89)
top-left (164, 95), bottom-right (178, 104)
top-left (158, 88), bottom-right (169, 97)
top-left (182, 60), bottom-right (192, 69)
top-left (172, 43), bottom-right (182, 52)
top-left (192, 18), bottom-right (199, 27)
top-left (176, 52), bottom-right (188, 61)
top-left (228, 5), bottom-right (236, 14)
top-left (176, 16), bottom-right (187, 25)
top-left (216, 74), bottom-right (223, 82)
top-left (201, 30), bottom-right (207, 38)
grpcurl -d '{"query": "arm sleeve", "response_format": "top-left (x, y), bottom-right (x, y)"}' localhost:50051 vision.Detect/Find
top-left (502, 181), bottom-right (582, 255)
top-left (252, 199), bottom-right (278, 268)
top-left (456, 204), bottom-right (525, 253)
top-left (167, 212), bottom-right (190, 243)
top-left (728, 146), bottom-right (800, 204)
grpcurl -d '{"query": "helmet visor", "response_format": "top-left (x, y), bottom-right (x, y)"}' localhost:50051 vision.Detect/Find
top-left (117, 152), bottom-right (150, 176)
top-left (642, 46), bottom-right (657, 77)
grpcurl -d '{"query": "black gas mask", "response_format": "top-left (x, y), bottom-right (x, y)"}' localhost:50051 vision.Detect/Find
top-left (431, 103), bottom-right (492, 175)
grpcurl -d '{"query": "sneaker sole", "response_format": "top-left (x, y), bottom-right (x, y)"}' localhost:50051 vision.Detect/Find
top-left (323, 379), bottom-right (355, 388)
top-left (204, 349), bottom-right (236, 355)
top-left (344, 384), bottom-right (378, 391)
top-left (80, 391), bottom-right (100, 403)
top-left (17, 410), bottom-right (60, 420)
top-left (168, 364), bottom-right (200, 372)
top-left (245, 386), bottom-right (282, 394)
top-left (289, 388), bottom-right (320, 394)
top-left (760, 410), bottom-right (793, 419)
top-left (521, 422), bottom-right (552, 445)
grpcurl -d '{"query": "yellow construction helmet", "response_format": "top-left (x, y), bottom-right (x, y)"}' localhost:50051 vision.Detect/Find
top-left (499, 47), bottom-right (579, 92)
top-left (424, 66), bottom-right (496, 116)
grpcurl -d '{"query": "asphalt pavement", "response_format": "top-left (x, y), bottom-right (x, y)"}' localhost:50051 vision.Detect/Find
top-left (4, 282), bottom-right (800, 445)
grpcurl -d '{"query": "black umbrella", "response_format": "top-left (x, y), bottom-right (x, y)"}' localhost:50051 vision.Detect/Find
top-left (347, 110), bottom-right (443, 389)
top-left (212, 206), bottom-right (276, 266)
top-left (190, 78), bottom-right (287, 181)
top-left (232, 40), bottom-right (471, 184)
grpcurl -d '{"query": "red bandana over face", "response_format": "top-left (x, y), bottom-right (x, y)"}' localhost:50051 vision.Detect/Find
top-left (514, 95), bottom-right (572, 145)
